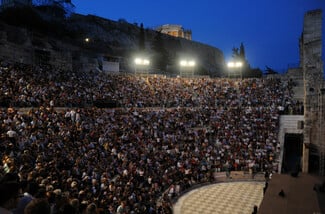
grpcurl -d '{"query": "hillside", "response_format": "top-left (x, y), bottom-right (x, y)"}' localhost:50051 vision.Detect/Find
top-left (0, 5), bottom-right (225, 76)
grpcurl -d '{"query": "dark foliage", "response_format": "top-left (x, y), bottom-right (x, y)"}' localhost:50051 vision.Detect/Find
top-left (265, 66), bottom-right (278, 75)
top-left (0, 6), bottom-right (80, 43)
top-left (139, 23), bottom-right (145, 51)
top-left (244, 68), bottom-right (263, 78)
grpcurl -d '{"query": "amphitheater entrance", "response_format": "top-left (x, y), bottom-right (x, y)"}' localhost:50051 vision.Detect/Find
top-left (282, 133), bottom-right (303, 174)
top-left (308, 145), bottom-right (319, 174)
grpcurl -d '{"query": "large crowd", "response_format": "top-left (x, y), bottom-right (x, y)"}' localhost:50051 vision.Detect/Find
top-left (0, 62), bottom-right (301, 213)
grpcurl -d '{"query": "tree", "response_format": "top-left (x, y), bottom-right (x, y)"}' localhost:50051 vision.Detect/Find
top-left (245, 68), bottom-right (263, 78)
top-left (230, 43), bottom-right (257, 78)
top-left (138, 23), bottom-right (145, 51)
top-left (239, 42), bottom-right (245, 59)
top-left (232, 47), bottom-right (240, 60)
top-left (232, 42), bottom-right (246, 61)
top-left (265, 66), bottom-right (278, 75)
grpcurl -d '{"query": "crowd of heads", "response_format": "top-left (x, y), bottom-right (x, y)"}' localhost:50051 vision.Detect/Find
top-left (0, 62), bottom-right (300, 213)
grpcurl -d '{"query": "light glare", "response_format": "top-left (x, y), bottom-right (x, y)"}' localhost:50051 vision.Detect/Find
top-left (180, 60), bottom-right (195, 67)
top-left (235, 62), bottom-right (243, 67)
top-left (189, 61), bottom-right (195, 66)
top-left (135, 58), bottom-right (150, 65)
top-left (227, 61), bottom-right (242, 68)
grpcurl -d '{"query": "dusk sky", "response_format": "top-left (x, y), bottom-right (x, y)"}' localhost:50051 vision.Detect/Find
top-left (73, 0), bottom-right (325, 73)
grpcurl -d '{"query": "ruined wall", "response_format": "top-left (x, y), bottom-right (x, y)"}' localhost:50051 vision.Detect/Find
top-left (301, 9), bottom-right (324, 174)
top-left (0, 21), bottom-right (75, 69)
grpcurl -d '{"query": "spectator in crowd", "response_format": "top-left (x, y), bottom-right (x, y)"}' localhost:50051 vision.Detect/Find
top-left (0, 61), bottom-right (299, 212)
top-left (0, 173), bottom-right (21, 214)
top-left (12, 180), bottom-right (38, 214)
top-left (24, 198), bottom-right (50, 214)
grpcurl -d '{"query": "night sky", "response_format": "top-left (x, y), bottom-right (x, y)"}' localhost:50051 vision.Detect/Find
top-left (72, 0), bottom-right (325, 73)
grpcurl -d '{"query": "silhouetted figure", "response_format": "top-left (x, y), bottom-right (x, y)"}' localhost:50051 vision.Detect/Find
top-left (264, 171), bottom-right (269, 180)
top-left (313, 180), bottom-right (325, 193)
top-left (252, 205), bottom-right (258, 214)
top-left (263, 181), bottom-right (269, 195)
top-left (278, 189), bottom-right (285, 197)
top-left (24, 198), bottom-right (50, 214)
top-left (0, 173), bottom-right (21, 213)
top-left (291, 171), bottom-right (299, 177)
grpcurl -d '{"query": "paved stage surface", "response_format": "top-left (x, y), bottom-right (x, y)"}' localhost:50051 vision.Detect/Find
top-left (173, 173), bottom-right (325, 214)
top-left (173, 181), bottom-right (264, 214)
top-left (259, 173), bottom-right (325, 214)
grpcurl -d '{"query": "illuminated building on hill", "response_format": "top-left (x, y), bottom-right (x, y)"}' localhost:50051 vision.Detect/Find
top-left (155, 24), bottom-right (192, 40)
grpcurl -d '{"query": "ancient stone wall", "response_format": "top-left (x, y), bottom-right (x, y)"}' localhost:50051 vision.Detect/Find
top-left (301, 9), bottom-right (324, 174)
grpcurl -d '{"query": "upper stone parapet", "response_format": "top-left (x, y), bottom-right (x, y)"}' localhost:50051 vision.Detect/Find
top-left (303, 9), bottom-right (322, 45)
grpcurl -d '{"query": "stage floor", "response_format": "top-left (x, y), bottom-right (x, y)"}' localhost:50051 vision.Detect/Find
top-left (259, 173), bottom-right (325, 214)
top-left (173, 173), bottom-right (325, 214)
